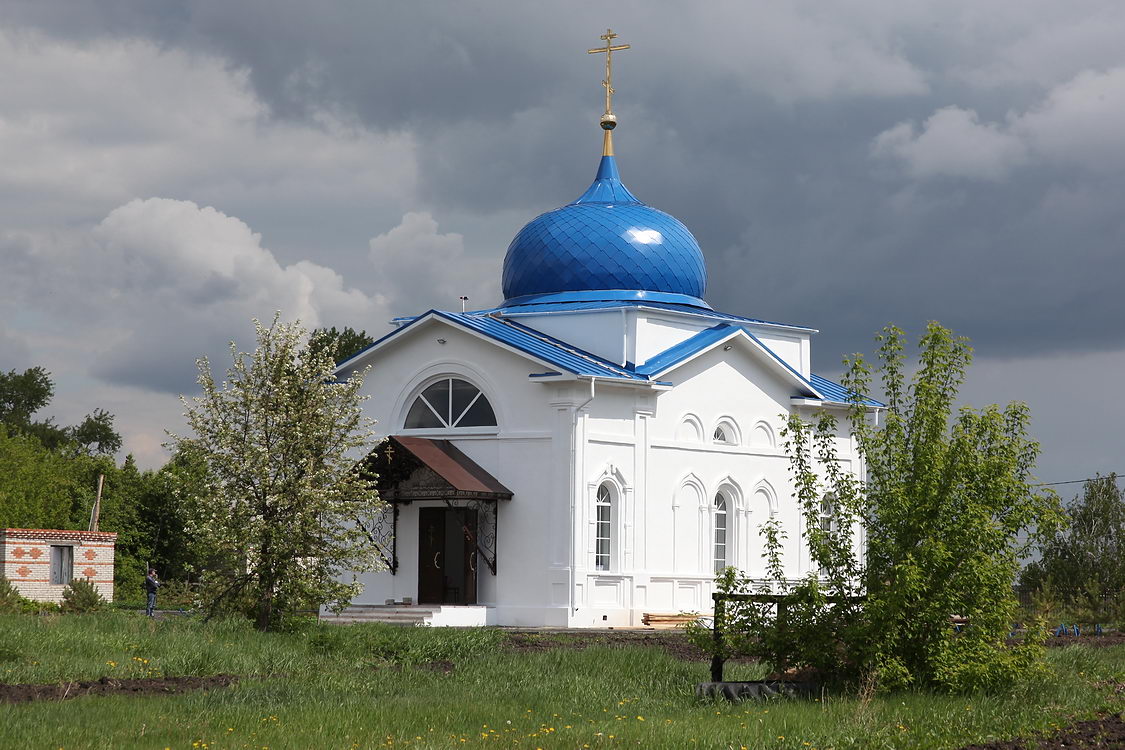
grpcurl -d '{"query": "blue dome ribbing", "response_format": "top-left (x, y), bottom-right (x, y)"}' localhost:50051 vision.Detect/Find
top-left (500, 155), bottom-right (708, 308)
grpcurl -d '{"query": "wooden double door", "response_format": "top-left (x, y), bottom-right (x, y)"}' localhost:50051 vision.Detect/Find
top-left (417, 507), bottom-right (478, 605)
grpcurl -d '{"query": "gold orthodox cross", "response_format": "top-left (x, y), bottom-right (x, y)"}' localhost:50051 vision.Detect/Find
top-left (587, 29), bottom-right (630, 155)
top-left (588, 29), bottom-right (630, 119)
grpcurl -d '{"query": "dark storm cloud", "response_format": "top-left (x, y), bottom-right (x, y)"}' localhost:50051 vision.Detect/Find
top-left (10, 0), bottom-right (1107, 369)
top-left (4, 1), bottom-right (1125, 471)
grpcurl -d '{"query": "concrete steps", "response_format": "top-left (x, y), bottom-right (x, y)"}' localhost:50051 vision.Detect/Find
top-left (320, 604), bottom-right (437, 626)
top-left (319, 603), bottom-right (491, 627)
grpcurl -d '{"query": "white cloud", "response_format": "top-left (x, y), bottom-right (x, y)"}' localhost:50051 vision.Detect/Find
top-left (83, 197), bottom-right (384, 388)
top-left (1018, 68), bottom-right (1125, 171)
top-left (873, 67), bottom-right (1125, 180)
top-left (872, 106), bottom-right (1028, 180)
top-left (0, 29), bottom-right (418, 234)
top-left (368, 212), bottom-right (499, 315)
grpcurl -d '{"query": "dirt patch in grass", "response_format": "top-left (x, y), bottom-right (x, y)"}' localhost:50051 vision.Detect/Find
top-left (0, 674), bottom-right (239, 704)
top-left (958, 712), bottom-right (1125, 749)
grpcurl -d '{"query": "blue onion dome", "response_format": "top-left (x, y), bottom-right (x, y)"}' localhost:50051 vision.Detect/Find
top-left (500, 155), bottom-right (709, 308)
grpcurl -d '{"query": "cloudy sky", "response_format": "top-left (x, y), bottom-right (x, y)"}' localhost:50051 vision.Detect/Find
top-left (1, 1), bottom-right (1123, 485)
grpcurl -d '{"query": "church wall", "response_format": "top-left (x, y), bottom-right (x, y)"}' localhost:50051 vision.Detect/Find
top-left (345, 321), bottom-right (577, 625)
top-left (502, 310), bottom-right (631, 367)
top-left (569, 344), bottom-right (847, 626)
top-left (632, 313), bottom-right (712, 367)
top-left (646, 349), bottom-right (804, 577)
top-left (749, 329), bottom-right (812, 378)
top-left (339, 317), bottom-right (864, 628)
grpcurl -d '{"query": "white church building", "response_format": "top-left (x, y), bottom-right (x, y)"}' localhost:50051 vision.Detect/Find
top-left (330, 36), bottom-right (876, 628)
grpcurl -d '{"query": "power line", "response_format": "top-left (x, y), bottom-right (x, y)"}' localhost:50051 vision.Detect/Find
top-left (1032, 473), bottom-right (1124, 488)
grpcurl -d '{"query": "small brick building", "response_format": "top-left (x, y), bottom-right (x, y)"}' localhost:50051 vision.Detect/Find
top-left (0, 528), bottom-right (117, 603)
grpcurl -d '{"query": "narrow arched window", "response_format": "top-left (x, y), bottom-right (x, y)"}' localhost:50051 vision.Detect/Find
top-left (595, 483), bottom-right (613, 571)
top-left (713, 426), bottom-right (728, 443)
top-left (713, 492), bottom-right (729, 574)
top-left (404, 377), bottom-right (497, 429)
top-left (819, 494), bottom-right (836, 533)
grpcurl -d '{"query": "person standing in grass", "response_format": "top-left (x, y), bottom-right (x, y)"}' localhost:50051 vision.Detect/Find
top-left (144, 569), bottom-right (160, 617)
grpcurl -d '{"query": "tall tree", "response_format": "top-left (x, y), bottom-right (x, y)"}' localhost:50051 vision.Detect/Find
top-left (835, 323), bottom-right (1063, 690)
top-left (0, 366), bottom-right (121, 454)
top-left (698, 323), bottom-right (1064, 692)
top-left (168, 314), bottom-right (385, 630)
top-left (1021, 474), bottom-right (1125, 598)
top-left (0, 366), bottom-right (53, 425)
top-left (307, 326), bottom-right (374, 365)
top-left (0, 424), bottom-right (84, 529)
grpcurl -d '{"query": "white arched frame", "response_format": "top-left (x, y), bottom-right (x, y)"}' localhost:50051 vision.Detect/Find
top-left (675, 413), bottom-right (704, 443)
top-left (588, 464), bottom-right (629, 573)
top-left (394, 361), bottom-right (505, 434)
top-left (712, 417), bottom-right (742, 446)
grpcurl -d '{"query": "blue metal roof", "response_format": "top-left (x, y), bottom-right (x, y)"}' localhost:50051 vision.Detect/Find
top-left (341, 309), bottom-right (880, 407)
top-left (501, 155), bottom-right (708, 307)
top-left (635, 324), bottom-right (739, 376)
top-left (808, 374), bottom-right (885, 407)
top-left (440, 312), bottom-right (646, 381)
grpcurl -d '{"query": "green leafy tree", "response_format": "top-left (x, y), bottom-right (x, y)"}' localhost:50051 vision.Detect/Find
top-left (307, 326), bottom-right (374, 365)
top-left (1021, 474), bottom-right (1125, 599)
top-left (68, 409), bottom-right (123, 455)
top-left (0, 425), bottom-right (86, 528)
top-left (838, 324), bottom-right (1062, 691)
top-left (693, 323), bottom-right (1063, 692)
top-left (0, 366), bottom-right (54, 425)
top-left (168, 314), bottom-right (385, 631)
top-left (0, 367), bottom-right (121, 454)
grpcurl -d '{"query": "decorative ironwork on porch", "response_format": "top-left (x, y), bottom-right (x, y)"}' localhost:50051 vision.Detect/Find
top-left (356, 436), bottom-right (513, 575)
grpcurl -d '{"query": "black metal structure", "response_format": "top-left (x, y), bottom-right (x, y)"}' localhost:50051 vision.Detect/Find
top-left (708, 592), bottom-right (865, 682)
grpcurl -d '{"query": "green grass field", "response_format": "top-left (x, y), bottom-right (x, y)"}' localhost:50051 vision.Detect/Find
top-left (1, 613), bottom-right (1123, 749)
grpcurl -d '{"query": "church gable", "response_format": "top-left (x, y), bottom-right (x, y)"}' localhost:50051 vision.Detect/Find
top-left (637, 324), bottom-right (822, 400)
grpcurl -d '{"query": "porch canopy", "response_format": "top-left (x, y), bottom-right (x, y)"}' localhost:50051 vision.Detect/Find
top-left (368, 436), bottom-right (513, 503)
top-left (360, 436), bottom-right (512, 575)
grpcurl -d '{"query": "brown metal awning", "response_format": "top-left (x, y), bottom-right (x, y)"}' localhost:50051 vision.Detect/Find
top-left (364, 436), bottom-right (513, 503)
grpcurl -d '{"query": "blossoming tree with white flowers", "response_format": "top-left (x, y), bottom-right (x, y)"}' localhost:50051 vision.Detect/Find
top-left (168, 314), bottom-right (384, 631)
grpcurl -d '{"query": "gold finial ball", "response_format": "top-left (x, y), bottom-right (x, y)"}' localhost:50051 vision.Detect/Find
top-left (600, 113), bottom-right (618, 130)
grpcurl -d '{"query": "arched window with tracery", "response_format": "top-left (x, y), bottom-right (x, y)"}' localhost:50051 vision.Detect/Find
top-left (713, 492), bottom-right (729, 573)
top-left (595, 483), bottom-right (613, 571)
top-left (404, 377), bottom-right (497, 429)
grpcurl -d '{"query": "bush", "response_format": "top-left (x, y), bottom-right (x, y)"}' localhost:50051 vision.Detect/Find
top-left (0, 575), bottom-right (59, 615)
top-left (0, 575), bottom-right (22, 613)
top-left (154, 579), bottom-right (199, 610)
top-left (61, 578), bottom-right (106, 613)
top-left (692, 324), bottom-right (1062, 693)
